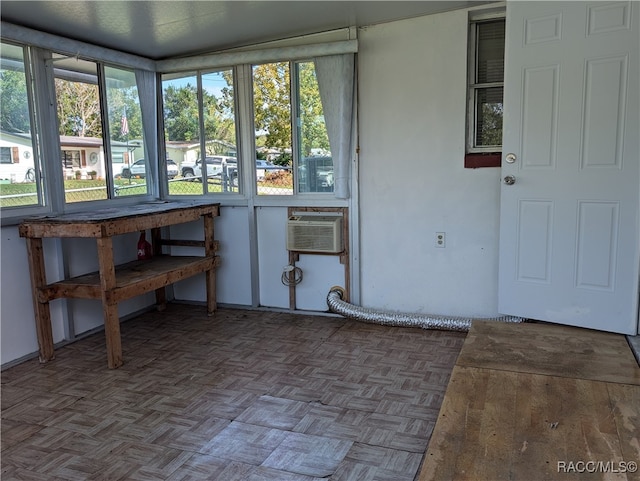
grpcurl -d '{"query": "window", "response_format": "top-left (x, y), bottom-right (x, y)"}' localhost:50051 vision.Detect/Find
top-left (253, 62), bottom-right (293, 195)
top-left (159, 53), bottom-right (350, 198)
top-left (295, 61), bottom-right (332, 194)
top-left (1, 42), bottom-right (153, 215)
top-left (253, 60), bottom-right (332, 196)
top-left (466, 16), bottom-right (505, 168)
top-left (161, 68), bottom-right (239, 196)
top-left (0, 42), bottom-right (42, 209)
top-left (53, 55), bottom-right (148, 202)
top-left (54, 56), bottom-right (106, 202)
top-left (0, 147), bottom-right (13, 164)
top-left (105, 66), bottom-right (145, 197)
top-left (61, 150), bottom-right (81, 169)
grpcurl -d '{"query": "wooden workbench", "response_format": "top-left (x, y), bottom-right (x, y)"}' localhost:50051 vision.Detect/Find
top-left (19, 200), bottom-right (221, 369)
top-left (419, 321), bottom-right (640, 481)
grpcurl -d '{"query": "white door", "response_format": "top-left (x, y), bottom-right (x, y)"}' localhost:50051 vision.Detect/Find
top-left (498, 1), bottom-right (639, 334)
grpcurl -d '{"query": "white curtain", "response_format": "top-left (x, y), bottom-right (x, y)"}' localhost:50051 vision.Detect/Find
top-left (135, 69), bottom-right (158, 183)
top-left (315, 54), bottom-right (355, 199)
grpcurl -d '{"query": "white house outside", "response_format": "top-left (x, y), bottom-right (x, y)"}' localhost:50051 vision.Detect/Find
top-left (0, 131), bottom-right (143, 182)
top-left (0, 131), bottom-right (34, 182)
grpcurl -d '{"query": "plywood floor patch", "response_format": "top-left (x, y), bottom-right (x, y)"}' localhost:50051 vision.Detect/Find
top-left (419, 321), bottom-right (640, 481)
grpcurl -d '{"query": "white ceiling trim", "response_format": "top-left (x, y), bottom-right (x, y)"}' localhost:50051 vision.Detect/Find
top-left (0, 21), bottom-right (156, 71)
top-left (2, 20), bottom-right (358, 74)
top-left (156, 39), bottom-right (358, 73)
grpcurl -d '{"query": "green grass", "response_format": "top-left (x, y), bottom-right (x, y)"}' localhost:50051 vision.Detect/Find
top-left (0, 178), bottom-right (242, 208)
top-left (0, 175), bottom-right (295, 209)
top-left (0, 182), bottom-right (39, 208)
top-left (0, 182), bottom-right (38, 195)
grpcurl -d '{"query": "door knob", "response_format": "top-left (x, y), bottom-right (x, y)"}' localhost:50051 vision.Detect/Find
top-left (503, 175), bottom-right (516, 185)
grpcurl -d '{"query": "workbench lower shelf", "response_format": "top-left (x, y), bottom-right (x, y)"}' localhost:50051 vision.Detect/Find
top-left (40, 255), bottom-right (221, 303)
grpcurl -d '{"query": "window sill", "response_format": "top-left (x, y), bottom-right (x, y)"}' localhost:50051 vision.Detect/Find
top-left (465, 152), bottom-right (501, 168)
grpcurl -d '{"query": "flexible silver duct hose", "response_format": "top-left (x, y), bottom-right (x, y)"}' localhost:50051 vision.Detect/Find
top-left (326, 286), bottom-right (524, 332)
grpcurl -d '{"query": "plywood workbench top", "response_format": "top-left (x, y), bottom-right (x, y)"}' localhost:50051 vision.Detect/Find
top-left (19, 200), bottom-right (220, 238)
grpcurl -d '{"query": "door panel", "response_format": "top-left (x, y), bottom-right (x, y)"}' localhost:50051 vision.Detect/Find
top-left (498, 1), bottom-right (639, 334)
top-left (516, 200), bottom-right (553, 284)
top-left (581, 55), bottom-right (628, 168)
top-left (575, 201), bottom-right (619, 291)
top-left (521, 66), bottom-right (559, 168)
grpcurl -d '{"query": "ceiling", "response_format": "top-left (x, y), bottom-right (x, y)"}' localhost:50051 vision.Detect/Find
top-left (1, 1), bottom-right (489, 60)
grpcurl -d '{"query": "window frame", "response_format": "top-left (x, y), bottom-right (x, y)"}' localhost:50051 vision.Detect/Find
top-left (249, 59), bottom-right (334, 198)
top-left (0, 23), bottom-right (163, 225)
top-left (0, 41), bottom-right (47, 220)
top-left (465, 11), bottom-right (505, 168)
top-left (250, 60), bottom-right (294, 197)
top-left (160, 67), bottom-right (242, 199)
top-left (2, 46), bottom-right (157, 223)
top-left (160, 59), bottom-right (338, 201)
top-left (292, 59), bottom-right (334, 196)
top-left (101, 63), bottom-right (151, 200)
top-left (54, 58), bottom-right (152, 204)
top-left (2, 26), bottom-right (354, 223)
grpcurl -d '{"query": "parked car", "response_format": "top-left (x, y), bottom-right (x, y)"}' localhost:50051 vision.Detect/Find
top-left (181, 156), bottom-right (237, 181)
top-left (180, 157), bottom-right (290, 184)
top-left (255, 160), bottom-right (272, 181)
top-left (165, 160), bottom-right (179, 179)
top-left (121, 159), bottom-right (178, 179)
top-left (298, 156), bottom-right (333, 192)
top-left (255, 159), bottom-right (290, 181)
top-left (317, 168), bottom-right (334, 189)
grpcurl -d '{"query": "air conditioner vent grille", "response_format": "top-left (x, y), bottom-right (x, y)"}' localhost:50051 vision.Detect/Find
top-left (287, 215), bottom-right (343, 253)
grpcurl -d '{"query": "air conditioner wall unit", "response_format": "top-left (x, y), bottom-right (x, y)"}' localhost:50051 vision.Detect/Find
top-left (286, 215), bottom-right (343, 253)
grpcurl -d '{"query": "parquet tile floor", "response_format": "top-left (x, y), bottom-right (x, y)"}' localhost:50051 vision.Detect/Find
top-left (1, 304), bottom-right (466, 481)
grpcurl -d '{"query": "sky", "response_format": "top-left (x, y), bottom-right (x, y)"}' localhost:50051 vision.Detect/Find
top-left (163, 70), bottom-right (230, 99)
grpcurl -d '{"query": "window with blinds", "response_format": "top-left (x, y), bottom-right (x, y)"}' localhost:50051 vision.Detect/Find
top-left (468, 18), bottom-right (505, 153)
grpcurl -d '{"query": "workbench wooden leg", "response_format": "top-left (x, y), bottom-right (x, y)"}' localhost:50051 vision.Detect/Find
top-left (205, 270), bottom-right (216, 316)
top-left (150, 227), bottom-right (167, 311)
top-left (34, 301), bottom-right (55, 363)
top-left (24, 237), bottom-right (55, 363)
top-left (97, 237), bottom-right (123, 369)
top-left (204, 214), bottom-right (217, 316)
top-left (103, 302), bottom-right (123, 369)
top-left (155, 289), bottom-right (167, 311)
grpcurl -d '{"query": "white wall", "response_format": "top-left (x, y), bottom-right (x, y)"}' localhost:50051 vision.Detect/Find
top-left (357, 9), bottom-right (503, 318)
top-left (256, 207), bottom-right (290, 309)
top-left (1, 228), bottom-right (60, 363)
top-left (172, 206), bottom-right (253, 306)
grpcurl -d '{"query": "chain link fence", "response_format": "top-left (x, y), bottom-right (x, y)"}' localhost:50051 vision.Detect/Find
top-left (0, 170), bottom-right (299, 208)
top-left (258, 170), bottom-right (293, 195)
top-left (167, 173), bottom-right (240, 195)
top-left (0, 182), bottom-right (39, 208)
